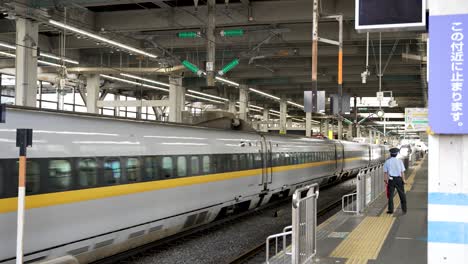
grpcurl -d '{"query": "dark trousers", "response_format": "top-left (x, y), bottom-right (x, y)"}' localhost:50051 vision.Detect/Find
top-left (388, 177), bottom-right (407, 212)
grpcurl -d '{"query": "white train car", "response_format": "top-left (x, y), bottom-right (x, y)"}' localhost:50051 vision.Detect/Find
top-left (0, 107), bottom-right (387, 263)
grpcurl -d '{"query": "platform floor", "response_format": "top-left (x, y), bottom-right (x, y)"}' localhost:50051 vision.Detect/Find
top-left (268, 157), bottom-right (428, 264)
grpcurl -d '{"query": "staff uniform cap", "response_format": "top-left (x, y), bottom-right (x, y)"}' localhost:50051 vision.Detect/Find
top-left (389, 148), bottom-right (399, 154)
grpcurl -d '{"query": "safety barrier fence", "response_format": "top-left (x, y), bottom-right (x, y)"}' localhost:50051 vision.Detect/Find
top-left (341, 164), bottom-right (385, 215)
top-left (266, 184), bottom-right (319, 264)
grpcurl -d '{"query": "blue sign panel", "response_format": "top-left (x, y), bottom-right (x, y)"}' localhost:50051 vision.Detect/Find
top-left (429, 14), bottom-right (468, 134)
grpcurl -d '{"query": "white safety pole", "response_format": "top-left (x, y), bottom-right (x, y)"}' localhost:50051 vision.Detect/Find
top-left (16, 156), bottom-right (26, 264)
top-left (16, 129), bottom-right (33, 264)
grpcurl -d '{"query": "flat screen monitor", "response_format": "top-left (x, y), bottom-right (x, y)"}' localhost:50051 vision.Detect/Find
top-left (355, 0), bottom-right (426, 32)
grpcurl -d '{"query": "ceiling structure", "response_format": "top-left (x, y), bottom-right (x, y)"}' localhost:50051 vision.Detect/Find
top-left (0, 0), bottom-right (427, 133)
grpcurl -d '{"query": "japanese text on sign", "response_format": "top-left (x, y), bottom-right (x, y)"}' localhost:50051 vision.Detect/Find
top-left (451, 22), bottom-right (464, 127)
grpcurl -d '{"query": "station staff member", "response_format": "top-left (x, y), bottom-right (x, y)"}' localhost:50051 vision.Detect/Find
top-left (383, 148), bottom-right (407, 214)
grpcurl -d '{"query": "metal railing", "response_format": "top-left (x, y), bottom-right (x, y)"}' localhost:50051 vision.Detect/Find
top-left (266, 184), bottom-right (319, 264)
top-left (342, 164), bottom-right (385, 214)
top-left (341, 192), bottom-right (357, 213)
top-left (266, 226), bottom-right (293, 263)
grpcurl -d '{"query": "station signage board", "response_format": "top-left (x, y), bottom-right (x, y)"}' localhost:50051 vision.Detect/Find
top-left (405, 108), bottom-right (428, 131)
top-left (429, 14), bottom-right (468, 134)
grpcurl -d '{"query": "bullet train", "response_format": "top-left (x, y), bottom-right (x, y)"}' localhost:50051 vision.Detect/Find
top-left (0, 106), bottom-right (388, 263)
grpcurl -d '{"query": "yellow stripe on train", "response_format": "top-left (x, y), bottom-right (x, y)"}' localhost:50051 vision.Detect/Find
top-left (0, 157), bottom-right (367, 214)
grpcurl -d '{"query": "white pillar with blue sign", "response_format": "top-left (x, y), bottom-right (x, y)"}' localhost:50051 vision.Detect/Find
top-left (428, 1), bottom-right (468, 262)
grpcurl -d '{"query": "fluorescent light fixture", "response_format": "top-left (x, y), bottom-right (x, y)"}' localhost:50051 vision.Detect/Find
top-left (270, 109), bottom-right (281, 114)
top-left (292, 118), bottom-right (305, 122)
top-left (287, 101), bottom-right (304, 109)
top-left (358, 113), bottom-right (404, 118)
top-left (215, 76), bottom-right (240, 87)
top-left (40, 53), bottom-right (79, 65)
top-left (249, 108), bottom-right (263, 113)
top-left (249, 88), bottom-right (280, 101)
top-left (0, 51), bottom-right (64, 68)
top-left (0, 42), bottom-right (16, 49)
top-left (102, 74), bottom-right (225, 104)
top-left (249, 104), bottom-right (264, 110)
top-left (187, 89), bottom-right (229, 102)
top-left (49, 19), bottom-right (158, 58)
top-left (0, 51), bottom-right (15, 58)
top-left (270, 112), bottom-right (280, 117)
top-left (100, 74), bottom-right (169, 92)
top-left (0, 41), bottom-right (79, 64)
top-left (38, 60), bottom-right (64, 68)
top-left (120, 73), bottom-right (170, 87)
top-left (185, 94), bottom-right (224, 104)
top-left (374, 121), bottom-right (405, 125)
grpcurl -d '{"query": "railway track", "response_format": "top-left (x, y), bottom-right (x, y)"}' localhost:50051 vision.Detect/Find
top-left (92, 181), bottom-right (353, 264)
top-left (226, 198), bottom-right (345, 264)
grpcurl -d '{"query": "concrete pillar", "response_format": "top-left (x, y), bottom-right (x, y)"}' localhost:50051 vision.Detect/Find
top-left (262, 108), bottom-right (269, 132)
top-left (305, 112), bottom-right (312, 137)
top-left (228, 100), bottom-right (236, 115)
top-left (369, 130), bottom-right (374, 144)
top-left (238, 85), bottom-right (249, 120)
top-left (357, 125), bottom-right (361, 137)
top-left (206, 0), bottom-right (216, 86)
top-left (169, 76), bottom-right (184, 123)
top-left (136, 107), bottom-right (142, 119)
top-left (114, 94), bottom-right (120, 116)
top-left (338, 120), bottom-right (343, 140)
top-left (85, 74), bottom-right (100, 114)
top-left (279, 99), bottom-right (287, 134)
top-left (321, 119), bottom-right (329, 137)
top-left (348, 123), bottom-right (353, 140)
top-left (15, 18), bottom-right (39, 107)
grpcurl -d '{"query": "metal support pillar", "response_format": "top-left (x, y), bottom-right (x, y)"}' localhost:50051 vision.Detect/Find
top-left (306, 112), bottom-right (312, 137)
top-left (357, 125), bottom-right (361, 137)
top-left (262, 108), bottom-right (269, 132)
top-left (369, 130), bottom-right (374, 144)
top-left (15, 18), bottom-right (38, 107)
top-left (280, 99), bottom-right (287, 135)
top-left (169, 76), bottom-right (184, 122)
top-left (136, 106), bottom-right (142, 119)
top-left (206, 0), bottom-right (216, 86)
top-left (85, 74), bottom-right (100, 114)
top-left (238, 85), bottom-right (249, 121)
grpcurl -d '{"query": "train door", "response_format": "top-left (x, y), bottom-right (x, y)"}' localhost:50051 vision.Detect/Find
top-left (334, 143), bottom-right (344, 175)
top-left (258, 136), bottom-right (272, 190)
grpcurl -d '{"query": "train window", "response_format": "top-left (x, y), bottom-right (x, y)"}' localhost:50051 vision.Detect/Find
top-left (191, 156), bottom-right (200, 175)
top-left (177, 156), bottom-right (187, 177)
top-left (144, 157), bottom-right (158, 180)
top-left (48, 160), bottom-right (72, 191)
top-left (202, 155), bottom-right (210, 174)
top-left (254, 153), bottom-right (262, 168)
top-left (161, 157), bottom-right (174, 178)
top-left (247, 153), bottom-right (254, 169)
top-left (231, 155), bottom-right (239, 171)
top-left (126, 158), bottom-right (141, 182)
top-left (239, 154), bottom-right (247, 170)
top-left (104, 159), bottom-right (121, 185)
top-left (79, 158), bottom-right (97, 187)
top-left (162, 157), bottom-right (173, 178)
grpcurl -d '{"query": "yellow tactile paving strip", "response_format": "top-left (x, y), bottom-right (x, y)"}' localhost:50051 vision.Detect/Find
top-left (330, 157), bottom-right (426, 263)
top-left (330, 217), bottom-right (395, 260)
